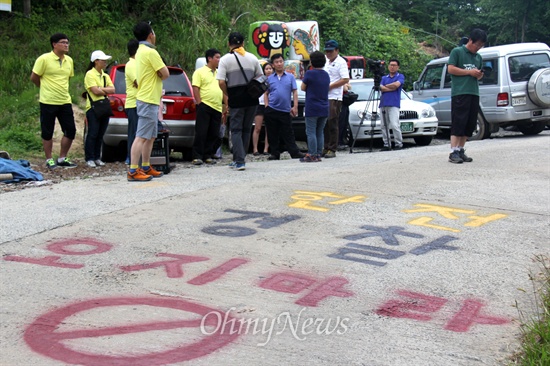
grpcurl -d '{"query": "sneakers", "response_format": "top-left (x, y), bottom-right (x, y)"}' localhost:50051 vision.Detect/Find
top-left (380, 146), bottom-right (391, 151)
top-left (86, 160), bottom-right (97, 168)
top-left (235, 163), bottom-right (246, 171)
top-left (448, 150), bottom-right (464, 164)
top-left (459, 148), bottom-right (473, 162)
top-left (192, 159), bottom-right (203, 165)
top-left (46, 158), bottom-right (58, 169)
top-left (127, 169), bottom-right (152, 182)
top-left (205, 158), bottom-right (216, 164)
top-left (229, 161), bottom-right (237, 168)
top-left (324, 150), bottom-right (336, 158)
top-left (57, 157), bottom-right (77, 168)
top-left (94, 159), bottom-right (106, 166)
top-left (393, 145), bottom-right (403, 150)
top-left (141, 166), bottom-right (163, 178)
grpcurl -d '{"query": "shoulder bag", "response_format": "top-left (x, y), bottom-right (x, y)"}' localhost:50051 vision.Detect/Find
top-left (86, 76), bottom-right (114, 119)
top-left (232, 53), bottom-right (268, 99)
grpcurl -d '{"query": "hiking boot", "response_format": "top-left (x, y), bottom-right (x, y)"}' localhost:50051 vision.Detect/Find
top-left (324, 150), bottom-right (336, 158)
top-left (46, 158), bottom-right (58, 169)
top-left (459, 148), bottom-right (473, 162)
top-left (86, 160), bottom-right (97, 168)
top-left (141, 166), bottom-right (163, 178)
top-left (57, 157), bottom-right (77, 168)
top-left (192, 159), bottom-right (203, 165)
top-left (127, 169), bottom-right (153, 182)
top-left (448, 151), bottom-right (464, 164)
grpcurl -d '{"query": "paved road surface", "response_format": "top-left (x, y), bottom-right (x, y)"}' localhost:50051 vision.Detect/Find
top-left (1, 132), bottom-right (548, 365)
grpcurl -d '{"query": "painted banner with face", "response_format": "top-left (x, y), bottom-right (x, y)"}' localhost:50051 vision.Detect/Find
top-left (249, 21), bottom-right (291, 60)
top-left (286, 21), bottom-right (319, 61)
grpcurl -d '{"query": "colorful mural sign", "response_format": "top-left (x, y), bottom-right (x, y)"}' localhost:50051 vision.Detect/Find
top-left (249, 21), bottom-right (291, 60)
top-left (286, 21), bottom-right (320, 61)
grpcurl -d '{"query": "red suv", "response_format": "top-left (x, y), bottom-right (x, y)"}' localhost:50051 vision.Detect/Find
top-left (101, 64), bottom-right (196, 161)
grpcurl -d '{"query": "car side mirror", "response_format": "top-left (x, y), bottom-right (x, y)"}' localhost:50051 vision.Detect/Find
top-left (413, 81), bottom-right (423, 94)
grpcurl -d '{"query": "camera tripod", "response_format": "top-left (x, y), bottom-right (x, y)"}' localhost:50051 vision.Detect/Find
top-left (349, 84), bottom-right (391, 153)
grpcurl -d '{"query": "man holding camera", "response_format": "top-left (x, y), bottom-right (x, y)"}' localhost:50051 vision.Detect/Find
top-left (379, 59), bottom-right (405, 151)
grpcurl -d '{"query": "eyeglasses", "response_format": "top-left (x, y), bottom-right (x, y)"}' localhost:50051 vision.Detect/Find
top-left (57, 41), bottom-right (70, 45)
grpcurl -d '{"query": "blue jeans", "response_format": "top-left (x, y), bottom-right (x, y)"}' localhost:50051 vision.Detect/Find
top-left (229, 106), bottom-right (257, 164)
top-left (85, 109), bottom-right (110, 161)
top-left (305, 116), bottom-right (327, 156)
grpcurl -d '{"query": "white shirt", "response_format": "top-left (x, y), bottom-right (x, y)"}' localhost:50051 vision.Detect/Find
top-left (325, 55), bottom-right (349, 101)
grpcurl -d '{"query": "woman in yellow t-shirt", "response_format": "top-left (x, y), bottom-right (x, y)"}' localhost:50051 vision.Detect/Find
top-left (84, 50), bottom-right (115, 168)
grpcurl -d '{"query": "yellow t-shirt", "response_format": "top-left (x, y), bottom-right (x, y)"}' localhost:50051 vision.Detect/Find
top-left (192, 65), bottom-right (223, 112)
top-left (124, 58), bottom-right (137, 109)
top-left (32, 51), bottom-right (74, 105)
top-left (136, 44), bottom-right (166, 105)
top-left (84, 68), bottom-right (114, 111)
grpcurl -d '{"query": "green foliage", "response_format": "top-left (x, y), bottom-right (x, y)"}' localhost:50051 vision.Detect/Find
top-left (511, 256), bottom-right (550, 365)
top-left (0, 0), bottom-right (432, 159)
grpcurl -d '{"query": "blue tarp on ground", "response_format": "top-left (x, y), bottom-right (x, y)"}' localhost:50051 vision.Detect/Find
top-left (0, 158), bottom-right (43, 183)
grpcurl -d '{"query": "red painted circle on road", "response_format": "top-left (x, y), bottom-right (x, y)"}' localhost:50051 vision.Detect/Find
top-left (24, 297), bottom-right (241, 365)
top-left (47, 238), bottom-right (113, 255)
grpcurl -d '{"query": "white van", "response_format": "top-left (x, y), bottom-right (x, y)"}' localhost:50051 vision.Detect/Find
top-left (412, 42), bottom-right (550, 139)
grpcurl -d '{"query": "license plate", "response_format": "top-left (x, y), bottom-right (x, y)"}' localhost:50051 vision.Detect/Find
top-left (400, 122), bottom-right (414, 132)
top-left (512, 97), bottom-right (526, 106)
top-left (162, 104), bottom-right (167, 114)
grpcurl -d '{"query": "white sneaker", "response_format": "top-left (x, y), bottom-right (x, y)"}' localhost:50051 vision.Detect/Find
top-left (94, 159), bottom-right (105, 166)
top-left (86, 160), bottom-right (97, 168)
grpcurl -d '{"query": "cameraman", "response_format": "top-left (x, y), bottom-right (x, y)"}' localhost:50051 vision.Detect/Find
top-left (379, 59), bottom-right (405, 150)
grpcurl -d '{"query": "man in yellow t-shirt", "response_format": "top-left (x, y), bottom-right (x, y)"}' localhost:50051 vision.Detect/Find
top-left (127, 22), bottom-right (169, 182)
top-left (124, 39), bottom-right (139, 163)
top-left (191, 48), bottom-right (227, 165)
top-left (30, 33), bottom-right (77, 169)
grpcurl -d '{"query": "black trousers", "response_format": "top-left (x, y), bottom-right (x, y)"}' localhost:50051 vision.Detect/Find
top-left (193, 103), bottom-right (222, 160)
top-left (264, 107), bottom-right (301, 158)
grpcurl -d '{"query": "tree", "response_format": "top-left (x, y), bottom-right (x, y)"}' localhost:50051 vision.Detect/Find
top-left (23, 0), bottom-right (31, 17)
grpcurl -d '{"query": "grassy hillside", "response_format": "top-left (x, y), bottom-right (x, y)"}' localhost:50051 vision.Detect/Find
top-left (0, 0), bottom-right (432, 159)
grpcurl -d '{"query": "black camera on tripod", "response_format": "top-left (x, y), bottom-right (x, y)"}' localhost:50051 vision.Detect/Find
top-left (367, 59), bottom-right (386, 88)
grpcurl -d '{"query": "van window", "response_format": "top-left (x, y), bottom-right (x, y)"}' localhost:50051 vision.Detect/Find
top-left (508, 53), bottom-right (550, 82)
top-left (480, 59), bottom-right (498, 85)
top-left (419, 64), bottom-right (444, 89)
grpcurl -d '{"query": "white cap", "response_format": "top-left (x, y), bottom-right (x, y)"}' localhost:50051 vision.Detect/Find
top-left (90, 50), bottom-right (112, 62)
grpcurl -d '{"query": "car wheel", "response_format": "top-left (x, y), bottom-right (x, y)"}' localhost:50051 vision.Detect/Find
top-left (468, 113), bottom-right (491, 141)
top-left (413, 136), bottom-right (433, 146)
top-left (517, 121), bottom-right (546, 136)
